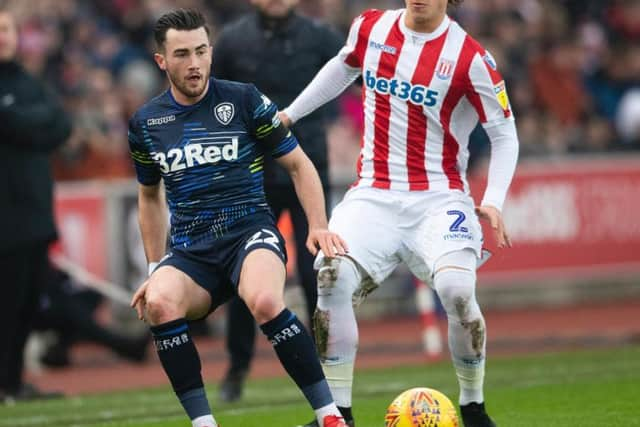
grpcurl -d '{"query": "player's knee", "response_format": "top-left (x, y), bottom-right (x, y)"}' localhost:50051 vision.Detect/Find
top-left (434, 267), bottom-right (478, 324)
top-left (316, 256), bottom-right (359, 303)
top-left (144, 283), bottom-right (185, 325)
top-left (247, 291), bottom-right (283, 324)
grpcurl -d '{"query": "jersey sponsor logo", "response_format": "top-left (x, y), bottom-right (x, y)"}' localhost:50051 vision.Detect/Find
top-left (494, 80), bottom-right (510, 111)
top-left (153, 137), bottom-right (239, 173)
top-left (244, 228), bottom-right (281, 252)
top-left (435, 58), bottom-right (456, 80)
top-left (368, 40), bottom-right (397, 55)
top-left (147, 115), bottom-right (176, 126)
top-left (483, 52), bottom-right (497, 70)
top-left (365, 69), bottom-right (439, 107)
top-left (214, 102), bottom-right (235, 125)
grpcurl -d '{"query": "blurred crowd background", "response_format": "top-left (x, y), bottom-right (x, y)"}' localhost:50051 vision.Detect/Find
top-left (4, 0), bottom-right (640, 182)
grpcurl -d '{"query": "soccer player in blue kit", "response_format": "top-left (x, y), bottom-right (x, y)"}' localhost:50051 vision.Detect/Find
top-left (128, 9), bottom-right (350, 427)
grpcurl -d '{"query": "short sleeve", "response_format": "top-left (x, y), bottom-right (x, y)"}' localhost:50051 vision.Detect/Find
top-left (246, 85), bottom-right (298, 158)
top-left (466, 50), bottom-right (515, 128)
top-left (128, 117), bottom-right (161, 185)
top-left (337, 9), bottom-right (383, 69)
top-left (337, 14), bottom-right (365, 68)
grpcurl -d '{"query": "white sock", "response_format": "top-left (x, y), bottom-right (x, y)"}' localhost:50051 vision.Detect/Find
top-left (315, 257), bottom-right (360, 409)
top-left (192, 414), bottom-right (217, 427)
top-left (434, 264), bottom-right (486, 407)
top-left (323, 362), bottom-right (355, 407)
top-left (315, 402), bottom-right (342, 425)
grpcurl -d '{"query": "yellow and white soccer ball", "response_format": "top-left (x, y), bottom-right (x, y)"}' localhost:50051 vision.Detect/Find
top-left (385, 387), bottom-right (459, 427)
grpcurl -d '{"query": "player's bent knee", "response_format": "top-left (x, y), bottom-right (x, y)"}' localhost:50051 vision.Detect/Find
top-left (246, 290), bottom-right (284, 325)
top-left (316, 255), bottom-right (360, 301)
top-left (144, 281), bottom-right (186, 326)
top-left (433, 251), bottom-right (479, 323)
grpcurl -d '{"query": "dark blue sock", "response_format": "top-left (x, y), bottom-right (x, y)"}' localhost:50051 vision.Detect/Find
top-left (260, 309), bottom-right (333, 409)
top-left (151, 318), bottom-right (211, 420)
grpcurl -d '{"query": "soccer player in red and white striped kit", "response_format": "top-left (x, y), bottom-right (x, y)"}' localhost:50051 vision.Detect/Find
top-left (281, 1), bottom-right (519, 426)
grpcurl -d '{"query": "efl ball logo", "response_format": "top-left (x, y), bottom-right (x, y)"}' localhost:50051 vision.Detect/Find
top-left (385, 387), bottom-right (459, 427)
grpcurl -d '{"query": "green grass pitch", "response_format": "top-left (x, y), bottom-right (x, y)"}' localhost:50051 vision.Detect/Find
top-left (2, 345), bottom-right (639, 426)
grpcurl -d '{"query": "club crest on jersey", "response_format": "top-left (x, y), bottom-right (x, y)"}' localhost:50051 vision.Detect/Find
top-left (436, 59), bottom-right (455, 80)
top-left (214, 102), bottom-right (235, 125)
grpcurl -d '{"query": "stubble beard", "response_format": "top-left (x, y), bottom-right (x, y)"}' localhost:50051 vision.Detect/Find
top-left (167, 68), bottom-right (210, 100)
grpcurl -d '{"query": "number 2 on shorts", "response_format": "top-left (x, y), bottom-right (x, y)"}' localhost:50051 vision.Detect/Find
top-left (447, 210), bottom-right (468, 233)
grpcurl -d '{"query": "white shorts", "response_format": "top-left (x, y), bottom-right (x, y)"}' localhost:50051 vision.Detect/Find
top-left (317, 187), bottom-right (483, 285)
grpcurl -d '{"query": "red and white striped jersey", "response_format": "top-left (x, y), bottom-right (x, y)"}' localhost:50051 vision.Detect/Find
top-left (339, 9), bottom-right (514, 192)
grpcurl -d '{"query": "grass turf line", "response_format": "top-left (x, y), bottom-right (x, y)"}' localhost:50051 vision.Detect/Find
top-left (1, 345), bottom-right (639, 426)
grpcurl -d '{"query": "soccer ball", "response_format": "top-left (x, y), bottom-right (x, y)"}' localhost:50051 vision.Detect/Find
top-left (385, 387), bottom-right (459, 427)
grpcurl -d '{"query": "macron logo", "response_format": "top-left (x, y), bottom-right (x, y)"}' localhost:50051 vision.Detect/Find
top-left (369, 40), bottom-right (397, 55)
top-left (147, 115), bottom-right (176, 126)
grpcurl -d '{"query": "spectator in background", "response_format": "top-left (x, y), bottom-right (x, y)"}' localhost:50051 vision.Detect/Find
top-left (213, 0), bottom-right (343, 403)
top-left (0, 2), bottom-right (71, 402)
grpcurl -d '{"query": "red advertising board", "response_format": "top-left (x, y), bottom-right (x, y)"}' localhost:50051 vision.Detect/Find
top-left (51, 184), bottom-right (108, 278)
top-left (471, 157), bottom-right (640, 285)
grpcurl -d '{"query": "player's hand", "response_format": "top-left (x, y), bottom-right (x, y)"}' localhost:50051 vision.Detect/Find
top-left (278, 111), bottom-right (292, 128)
top-left (475, 205), bottom-right (512, 249)
top-left (307, 228), bottom-right (348, 258)
top-left (131, 280), bottom-right (149, 321)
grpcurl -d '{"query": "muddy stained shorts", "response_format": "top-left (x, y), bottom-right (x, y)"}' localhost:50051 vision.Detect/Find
top-left (315, 187), bottom-right (483, 285)
top-left (157, 216), bottom-right (287, 313)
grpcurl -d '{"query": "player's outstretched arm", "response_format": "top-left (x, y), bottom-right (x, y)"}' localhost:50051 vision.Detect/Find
top-left (131, 183), bottom-right (168, 319)
top-left (276, 146), bottom-right (348, 258)
top-left (282, 56), bottom-right (359, 126)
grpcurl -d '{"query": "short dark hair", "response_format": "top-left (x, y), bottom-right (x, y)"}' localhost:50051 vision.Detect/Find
top-left (154, 9), bottom-right (210, 49)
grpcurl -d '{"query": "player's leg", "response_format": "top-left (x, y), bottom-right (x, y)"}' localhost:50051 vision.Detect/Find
top-left (311, 255), bottom-right (364, 427)
top-left (432, 250), bottom-right (495, 427)
top-left (403, 193), bottom-right (495, 426)
top-left (305, 189), bottom-right (402, 427)
top-left (219, 188), bottom-right (287, 402)
top-left (237, 248), bottom-right (346, 427)
top-left (142, 265), bottom-right (216, 427)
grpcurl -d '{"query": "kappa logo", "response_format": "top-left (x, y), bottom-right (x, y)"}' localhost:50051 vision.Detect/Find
top-left (214, 102), bottom-right (235, 125)
top-left (260, 94), bottom-right (272, 107)
top-left (147, 115), bottom-right (176, 126)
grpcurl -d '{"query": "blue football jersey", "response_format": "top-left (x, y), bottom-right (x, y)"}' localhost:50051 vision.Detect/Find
top-left (128, 78), bottom-right (298, 249)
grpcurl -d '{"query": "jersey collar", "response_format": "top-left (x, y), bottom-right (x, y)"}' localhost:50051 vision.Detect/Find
top-left (398, 11), bottom-right (450, 44)
top-left (166, 78), bottom-right (213, 110)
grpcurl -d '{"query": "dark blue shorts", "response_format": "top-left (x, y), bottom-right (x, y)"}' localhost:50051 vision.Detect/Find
top-left (157, 217), bottom-right (287, 313)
